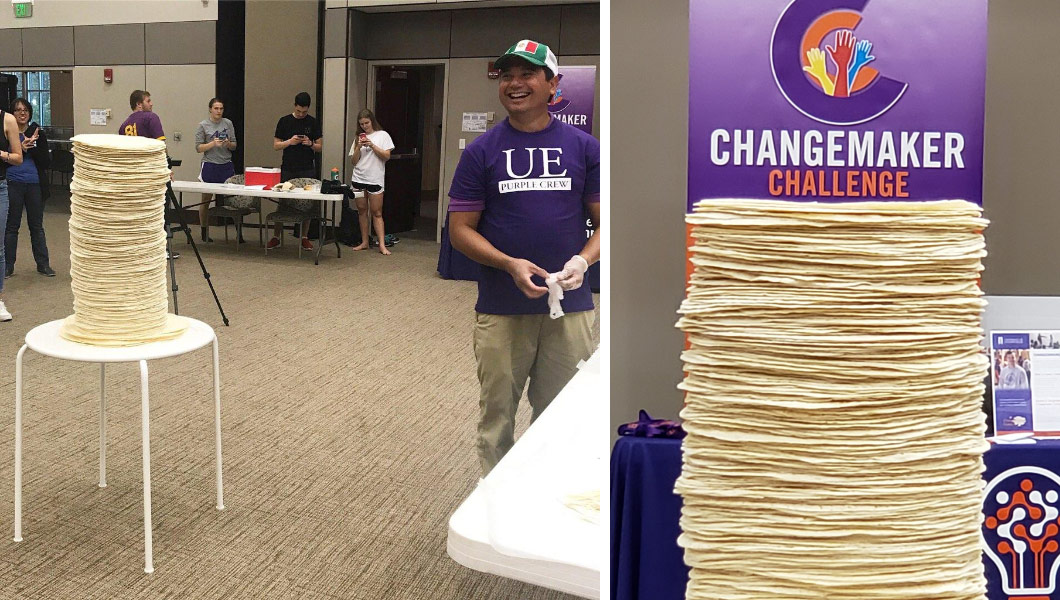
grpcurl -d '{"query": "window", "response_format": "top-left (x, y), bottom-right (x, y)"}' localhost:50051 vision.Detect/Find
top-left (0, 70), bottom-right (51, 126)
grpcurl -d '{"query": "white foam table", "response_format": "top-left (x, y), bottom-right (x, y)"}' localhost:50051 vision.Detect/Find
top-left (13, 317), bottom-right (224, 573)
top-left (447, 352), bottom-right (603, 598)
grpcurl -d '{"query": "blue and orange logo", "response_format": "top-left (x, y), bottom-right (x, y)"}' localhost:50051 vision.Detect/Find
top-left (548, 73), bottom-right (570, 114)
top-left (771, 0), bottom-right (908, 125)
top-left (984, 467), bottom-right (1060, 598)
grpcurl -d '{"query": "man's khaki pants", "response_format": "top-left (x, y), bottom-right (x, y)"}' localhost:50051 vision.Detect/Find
top-left (474, 311), bottom-right (595, 475)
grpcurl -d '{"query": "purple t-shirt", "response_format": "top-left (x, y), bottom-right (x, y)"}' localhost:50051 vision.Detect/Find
top-left (449, 117), bottom-right (600, 315)
top-left (118, 111), bottom-right (165, 140)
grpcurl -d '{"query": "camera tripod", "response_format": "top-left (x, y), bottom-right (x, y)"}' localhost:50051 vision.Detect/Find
top-left (164, 178), bottom-right (230, 326)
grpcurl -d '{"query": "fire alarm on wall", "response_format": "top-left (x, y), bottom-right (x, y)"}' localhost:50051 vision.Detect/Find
top-left (487, 62), bottom-right (500, 80)
top-left (104, 68), bottom-right (113, 83)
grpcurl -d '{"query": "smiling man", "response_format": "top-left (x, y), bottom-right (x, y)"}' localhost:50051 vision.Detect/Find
top-left (448, 39), bottom-right (601, 475)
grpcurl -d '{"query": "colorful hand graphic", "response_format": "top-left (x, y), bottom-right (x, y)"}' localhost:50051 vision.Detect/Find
top-left (826, 30), bottom-right (855, 98)
top-left (803, 47), bottom-right (835, 96)
top-left (847, 39), bottom-right (875, 89)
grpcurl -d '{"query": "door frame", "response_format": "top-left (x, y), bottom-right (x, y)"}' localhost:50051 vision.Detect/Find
top-left (366, 59), bottom-right (450, 242)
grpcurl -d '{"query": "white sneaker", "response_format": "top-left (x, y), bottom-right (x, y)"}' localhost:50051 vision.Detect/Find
top-left (0, 300), bottom-right (10, 322)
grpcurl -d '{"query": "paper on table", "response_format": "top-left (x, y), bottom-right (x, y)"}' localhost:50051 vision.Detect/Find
top-left (244, 184), bottom-right (266, 190)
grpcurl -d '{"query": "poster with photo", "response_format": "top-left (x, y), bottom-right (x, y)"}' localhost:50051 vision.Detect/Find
top-left (990, 330), bottom-right (1060, 435)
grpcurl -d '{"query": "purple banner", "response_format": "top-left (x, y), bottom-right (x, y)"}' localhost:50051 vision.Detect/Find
top-left (687, 0), bottom-right (987, 212)
top-left (549, 66), bottom-right (596, 135)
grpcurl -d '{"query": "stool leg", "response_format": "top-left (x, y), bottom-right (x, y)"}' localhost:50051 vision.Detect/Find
top-left (139, 360), bottom-right (155, 574)
top-left (14, 344), bottom-right (27, 543)
top-left (212, 338), bottom-right (225, 510)
top-left (99, 363), bottom-right (107, 488)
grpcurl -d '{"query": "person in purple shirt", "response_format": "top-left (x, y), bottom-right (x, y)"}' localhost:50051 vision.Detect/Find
top-left (119, 90), bottom-right (178, 258)
top-left (118, 90), bottom-right (165, 141)
top-left (448, 39), bottom-right (601, 475)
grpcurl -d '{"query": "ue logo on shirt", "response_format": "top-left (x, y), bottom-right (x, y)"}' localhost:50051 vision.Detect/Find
top-left (498, 147), bottom-right (572, 194)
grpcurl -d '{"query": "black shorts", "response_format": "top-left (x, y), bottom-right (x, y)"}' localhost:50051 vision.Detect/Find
top-left (350, 181), bottom-right (382, 194)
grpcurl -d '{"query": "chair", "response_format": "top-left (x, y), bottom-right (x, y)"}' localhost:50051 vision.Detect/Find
top-left (206, 174), bottom-right (263, 250)
top-left (264, 177), bottom-right (321, 258)
top-left (50, 148), bottom-right (74, 187)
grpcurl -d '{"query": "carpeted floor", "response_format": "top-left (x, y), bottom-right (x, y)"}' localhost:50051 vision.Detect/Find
top-left (0, 197), bottom-right (598, 599)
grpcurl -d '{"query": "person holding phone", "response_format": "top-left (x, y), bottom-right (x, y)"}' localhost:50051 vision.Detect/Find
top-left (4, 97), bottom-right (54, 280)
top-left (348, 109), bottom-right (395, 255)
top-left (271, 91), bottom-right (322, 250)
top-left (195, 97), bottom-right (238, 243)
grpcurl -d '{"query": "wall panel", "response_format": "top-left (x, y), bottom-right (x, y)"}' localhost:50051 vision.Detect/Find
top-left (72, 65), bottom-right (146, 137)
top-left (611, 0), bottom-right (688, 428)
top-left (21, 27), bottom-right (74, 66)
top-left (0, 29), bottom-right (22, 67)
top-left (74, 24), bottom-right (145, 66)
top-left (146, 21), bottom-right (216, 65)
top-left (0, 0), bottom-right (216, 29)
top-left (449, 7), bottom-right (560, 57)
top-left (363, 11), bottom-right (451, 60)
top-left (244, 0), bottom-right (319, 171)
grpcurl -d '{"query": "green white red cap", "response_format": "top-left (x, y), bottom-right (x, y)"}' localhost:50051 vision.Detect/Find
top-left (495, 40), bottom-right (558, 78)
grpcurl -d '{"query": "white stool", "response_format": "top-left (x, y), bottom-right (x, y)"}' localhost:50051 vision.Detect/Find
top-left (13, 317), bottom-right (225, 573)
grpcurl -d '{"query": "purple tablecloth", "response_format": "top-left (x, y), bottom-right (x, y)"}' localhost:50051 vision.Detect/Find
top-left (609, 435), bottom-right (1060, 600)
top-left (610, 436), bottom-right (688, 600)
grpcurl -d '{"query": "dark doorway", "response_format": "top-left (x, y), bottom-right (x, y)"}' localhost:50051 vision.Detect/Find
top-left (216, 0), bottom-right (246, 173)
top-left (373, 64), bottom-right (444, 238)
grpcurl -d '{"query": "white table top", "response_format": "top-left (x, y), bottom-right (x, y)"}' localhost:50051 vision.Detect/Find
top-left (24, 317), bottom-right (216, 363)
top-left (171, 180), bottom-right (357, 202)
top-left (447, 352), bottom-right (603, 599)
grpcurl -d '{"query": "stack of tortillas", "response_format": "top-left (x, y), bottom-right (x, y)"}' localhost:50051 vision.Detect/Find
top-left (675, 198), bottom-right (989, 599)
top-left (61, 134), bottom-right (187, 346)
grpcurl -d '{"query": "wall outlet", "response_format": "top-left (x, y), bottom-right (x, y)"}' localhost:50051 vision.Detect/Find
top-left (486, 112), bottom-right (495, 121)
top-left (459, 138), bottom-right (466, 149)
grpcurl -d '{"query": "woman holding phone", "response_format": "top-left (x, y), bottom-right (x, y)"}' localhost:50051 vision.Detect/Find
top-left (4, 97), bottom-right (53, 279)
top-left (348, 109), bottom-right (395, 254)
top-left (194, 97), bottom-right (238, 243)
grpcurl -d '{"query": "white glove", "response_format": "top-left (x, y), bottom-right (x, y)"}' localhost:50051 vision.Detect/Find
top-left (545, 275), bottom-right (565, 319)
top-left (554, 255), bottom-right (589, 291)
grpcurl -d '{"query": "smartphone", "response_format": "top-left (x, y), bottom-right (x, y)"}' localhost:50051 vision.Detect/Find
top-left (24, 123), bottom-right (38, 147)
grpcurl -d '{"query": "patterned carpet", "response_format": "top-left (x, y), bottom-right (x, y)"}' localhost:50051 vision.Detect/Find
top-left (0, 201), bottom-right (597, 599)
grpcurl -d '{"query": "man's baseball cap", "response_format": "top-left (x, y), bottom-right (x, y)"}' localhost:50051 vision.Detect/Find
top-left (494, 40), bottom-right (558, 78)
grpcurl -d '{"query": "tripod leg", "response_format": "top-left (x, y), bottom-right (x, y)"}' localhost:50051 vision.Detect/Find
top-left (166, 182), bottom-right (230, 326)
top-left (167, 235), bottom-right (179, 315)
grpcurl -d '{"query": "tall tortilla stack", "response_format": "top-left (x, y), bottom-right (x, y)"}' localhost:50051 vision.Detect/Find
top-left (61, 134), bottom-right (187, 346)
top-left (676, 198), bottom-right (989, 600)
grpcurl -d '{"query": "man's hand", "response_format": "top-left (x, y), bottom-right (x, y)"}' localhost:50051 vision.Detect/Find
top-left (554, 255), bottom-right (589, 291)
top-left (301, 136), bottom-right (313, 146)
top-left (506, 258), bottom-right (549, 299)
top-left (287, 135), bottom-right (301, 147)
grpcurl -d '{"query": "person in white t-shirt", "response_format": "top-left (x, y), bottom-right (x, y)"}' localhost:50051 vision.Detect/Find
top-left (348, 109), bottom-right (395, 255)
